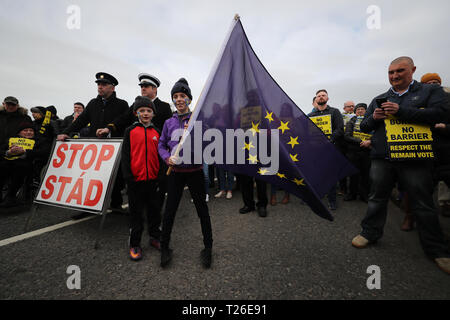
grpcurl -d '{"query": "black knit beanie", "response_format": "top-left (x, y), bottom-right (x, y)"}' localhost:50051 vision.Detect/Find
top-left (171, 78), bottom-right (192, 101)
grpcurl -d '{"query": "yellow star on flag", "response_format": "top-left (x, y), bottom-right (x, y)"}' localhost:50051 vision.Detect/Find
top-left (278, 120), bottom-right (290, 134)
top-left (290, 153), bottom-right (299, 162)
top-left (242, 141), bottom-right (255, 151)
top-left (247, 154), bottom-right (259, 164)
top-left (250, 121), bottom-right (260, 136)
top-left (258, 168), bottom-right (269, 175)
top-left (265, 111), bottom-right (274, 123)
top-left (276, 172), bottom-right (287, 179)
top-left (292, 178), bottom-right (305, 186)
top-left (287, 136), bottom-right (299, 149)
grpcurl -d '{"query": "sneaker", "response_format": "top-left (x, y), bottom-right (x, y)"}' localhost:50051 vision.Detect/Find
top-left (161, 248), bottom-right (173, 268)
top-left (205, 194), bottom-right (209, 202)
top-left (435, 257), bottom-right (450, 274)
top-left (351, 235), bottom-right (370, 249)
top-left (200, 248), bottom-right (212, 268)
top-left (226, 191), bottom-right (232, 200)
top-left (215, 191), bottom-right (225, 198)
top-left (150, 238), bottom-right (161, 251)
top-left (129, 247), bottom-right (143, 261)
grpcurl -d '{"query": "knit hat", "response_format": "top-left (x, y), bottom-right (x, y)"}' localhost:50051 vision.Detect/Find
top-left (46, 105), bottom-right (57, 116)
top-left (355, 103), bottom-right (367, 110)
top-left (16, 121), bottom-right (35, 134)
top-left (171, 78), bottom-right (192, 100)
top-left (133, 96), bottom-right (155, 113)
top-left (30, 106), bottom-right (47, 115)
top-left (421, 73), bottom-right (441, 84)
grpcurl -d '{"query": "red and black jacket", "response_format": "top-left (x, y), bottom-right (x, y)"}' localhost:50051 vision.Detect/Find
top-left (122, 122), bottom-right (160, 182)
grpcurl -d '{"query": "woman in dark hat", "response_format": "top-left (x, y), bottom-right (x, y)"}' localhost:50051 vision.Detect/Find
top-left (158, 78), bottom-right (213, 269)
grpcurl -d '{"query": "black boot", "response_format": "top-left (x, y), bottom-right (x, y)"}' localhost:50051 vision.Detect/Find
top-left (200, 248), bottom-right (212, 268)
top-left (161, 248), bottom-right (173, 268)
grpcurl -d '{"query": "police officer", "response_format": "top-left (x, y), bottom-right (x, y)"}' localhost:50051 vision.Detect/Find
top-left (57, 72), bottom-right (129, 211)
top-left (352, 56), bottom-right (450, 274)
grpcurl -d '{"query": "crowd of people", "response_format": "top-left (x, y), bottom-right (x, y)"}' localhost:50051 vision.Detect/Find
top-left (0, 56), bottom-right (449, 274)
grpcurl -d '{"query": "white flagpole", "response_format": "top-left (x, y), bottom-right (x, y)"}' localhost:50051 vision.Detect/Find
top-left (167, 14), bottom-right (241, 175)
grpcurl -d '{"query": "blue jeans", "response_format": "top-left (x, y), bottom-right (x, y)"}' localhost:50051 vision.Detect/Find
top-left (217, 167), bottom-right (234, 191)
top-left (361, 159), bottom-right (450, 259)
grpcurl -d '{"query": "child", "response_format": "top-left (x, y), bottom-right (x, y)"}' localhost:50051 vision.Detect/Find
top-left (122, 96), bottom-right (161, 261)
top-left (158, 78), bottom-right (213, 269)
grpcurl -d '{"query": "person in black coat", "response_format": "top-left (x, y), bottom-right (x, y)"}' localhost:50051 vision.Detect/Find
top-left (307, 89), bottom-right (344, 210)
top-left (0, 96), bottom-right (32, 146)
top-left (57, 72), bottom-right (129, 210)
top-left (344, 103), bottom-right (371, 202)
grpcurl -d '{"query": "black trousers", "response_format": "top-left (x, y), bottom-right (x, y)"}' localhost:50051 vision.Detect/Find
top-left (361, 159), bottom-right (450, 259)
top-left (157, 159), bottom-right (168, 212)
top-left (0, 160), bottom-right (32, 199)
top-left (161, 169), bottom-right (213, 250)
top-left (111, 167), bottom-right (125, 208)
top-left (127, 180), bottom-right (161, 247)
top-left (347, 150), bottom-right (371, 199)
top-left (241, 174), bottom-right (268, 208)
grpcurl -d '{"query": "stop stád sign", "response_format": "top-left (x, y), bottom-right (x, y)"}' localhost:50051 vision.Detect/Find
top-left (35, 139), bottom-right (123, 214)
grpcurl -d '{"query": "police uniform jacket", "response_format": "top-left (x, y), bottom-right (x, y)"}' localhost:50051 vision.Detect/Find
top-left (63, 92), bottom-right (129, 137)
top-left (360, 81), bottom-right (450, 160)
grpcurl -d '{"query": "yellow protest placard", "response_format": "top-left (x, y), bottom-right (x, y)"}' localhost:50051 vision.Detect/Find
top-left (6, 137), bottom-right (35, 160)
top-left (240, 106), bottom-right (262, 130)
top-left (310, 114), bottom-right (332, 136)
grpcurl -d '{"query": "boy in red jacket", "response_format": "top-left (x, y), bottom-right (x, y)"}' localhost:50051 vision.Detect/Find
top-left (122, 96), bottom-right (161, 261)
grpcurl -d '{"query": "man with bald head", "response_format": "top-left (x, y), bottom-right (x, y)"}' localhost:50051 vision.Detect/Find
top-left (352, 56), bottom-right (450, 274)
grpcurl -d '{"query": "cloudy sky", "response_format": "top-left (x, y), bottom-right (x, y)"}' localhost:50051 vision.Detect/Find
top-left (0, 0), bottom-right (449, 117)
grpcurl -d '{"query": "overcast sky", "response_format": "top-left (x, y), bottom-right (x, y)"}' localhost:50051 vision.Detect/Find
top-left (0, 0), bottom-right (449, 117)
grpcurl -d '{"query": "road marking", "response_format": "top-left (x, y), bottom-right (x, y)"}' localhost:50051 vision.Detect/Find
top-left (0, 216), bottom-right (97, 247)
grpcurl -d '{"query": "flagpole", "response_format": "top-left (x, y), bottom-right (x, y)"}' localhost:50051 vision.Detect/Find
top-left (166, 14), bottom-right (240, 175)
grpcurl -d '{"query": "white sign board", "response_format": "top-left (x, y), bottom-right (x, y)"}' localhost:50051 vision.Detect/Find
top-left (35, 139), bottom-right (123, 214)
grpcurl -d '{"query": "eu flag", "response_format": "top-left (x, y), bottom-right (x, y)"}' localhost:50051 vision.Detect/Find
top-left (183, 17), bottom-right (356, 221)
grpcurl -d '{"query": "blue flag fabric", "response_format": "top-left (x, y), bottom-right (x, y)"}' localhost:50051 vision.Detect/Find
top-left (185, 19), bottom-right (356, 221)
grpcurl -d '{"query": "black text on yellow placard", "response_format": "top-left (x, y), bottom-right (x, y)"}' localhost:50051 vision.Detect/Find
top-left (385, 116), bottom-right (433, 160)
top-left (310, 114), bottom-right (332, 137)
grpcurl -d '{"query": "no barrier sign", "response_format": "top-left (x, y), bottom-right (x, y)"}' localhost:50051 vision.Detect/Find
top-left (35, 139), bottom-right (123, 214)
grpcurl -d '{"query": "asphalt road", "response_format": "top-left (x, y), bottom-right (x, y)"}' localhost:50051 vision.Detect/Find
top-left (1, 188), bottom-right (450, 300)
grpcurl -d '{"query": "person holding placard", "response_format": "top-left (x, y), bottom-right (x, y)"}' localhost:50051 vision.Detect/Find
top-left (352, 56), bottom-right (450, 275)
top-left (308, 89), bottom-right (344, 210)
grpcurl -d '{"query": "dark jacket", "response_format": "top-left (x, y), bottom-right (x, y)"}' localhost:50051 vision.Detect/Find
top-left (344, 116), bottom-right (372, 153)
top-left (360, 81), bottom-right (450, 159)
top-left (0, 106), bottom-right (32, 146)
top-left (122, 122), bottom-right (160, 183)
top-left (0, 134), bottom-right (51, 165)
top-left (63, 92), bottom-right (129, 137)
top-left (109, 97), bottom-right (172, 135)
top-left (307, 105), bottom-right (344, 144)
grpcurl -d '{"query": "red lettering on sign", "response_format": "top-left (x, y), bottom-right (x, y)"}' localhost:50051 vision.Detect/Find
top-left (66, 178), bottom-right (83, 205)
top-left (83, 180), bottom-right (103, 207)
top-left (68, 144), bottom-right (83, 169)
top-left (80, 144), bottom-right (98, 170)
top-left (57, 176), bottom-right (72, 201)
top-left (95, 145), bottom-right (114, 170)
top-left (41, 175), bottom-right (57, 199)
top-left (53, 144), bottom-right (68, 168)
